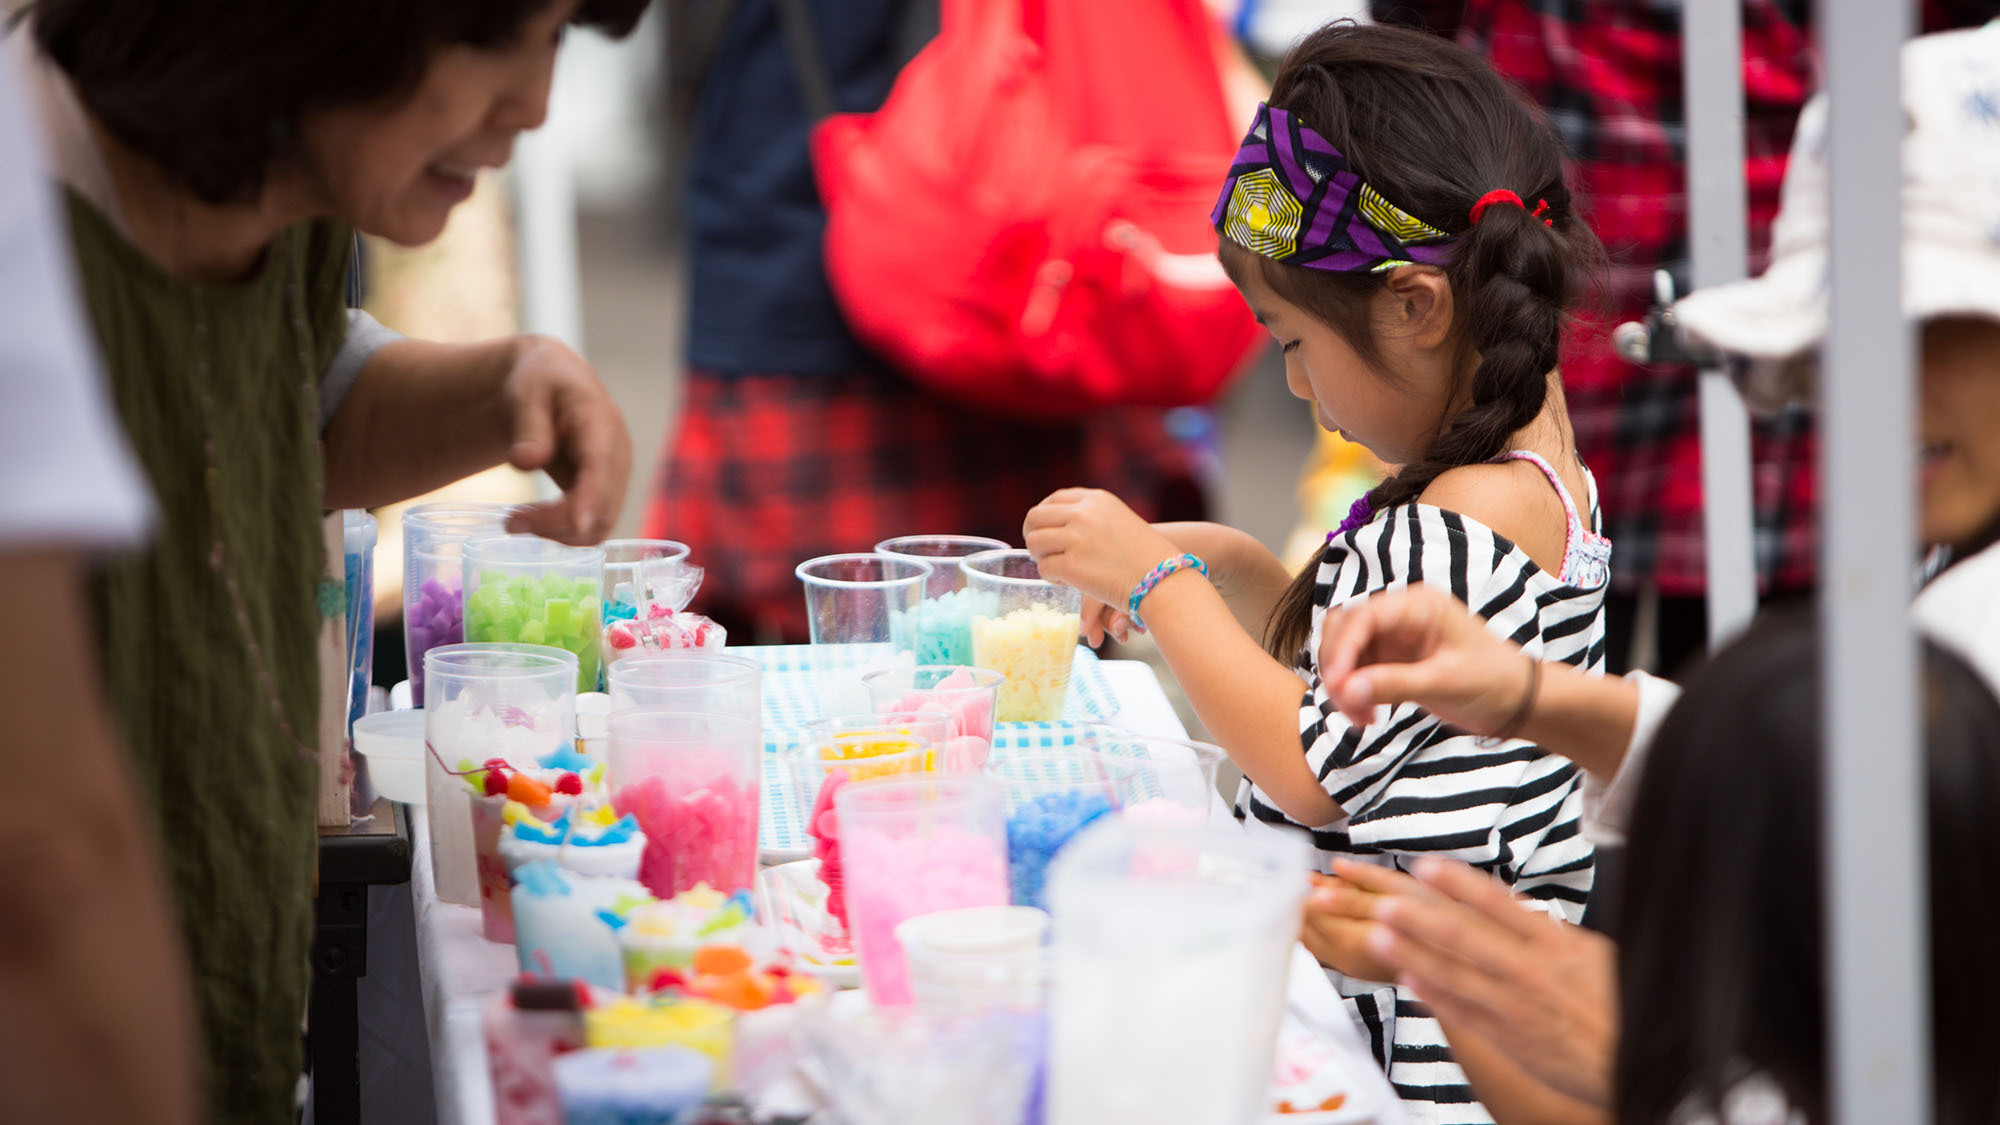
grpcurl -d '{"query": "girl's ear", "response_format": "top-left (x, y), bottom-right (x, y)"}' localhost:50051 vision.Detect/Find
top-left (1380, 266), bottom-right (1456, 352)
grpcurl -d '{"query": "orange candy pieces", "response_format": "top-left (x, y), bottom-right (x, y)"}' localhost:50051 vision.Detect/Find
top-left (691, 945), bottom-right (753, 976)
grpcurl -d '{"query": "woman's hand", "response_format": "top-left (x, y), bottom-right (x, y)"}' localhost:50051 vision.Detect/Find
top-left (1317, 585), bottom-right (1531, 733)
top-left (498, 335), bottom-right (631, 546)
top-left (1300, 870), bottom-right (1406, 983)
top-left (1023, 488), bottom-right (1183, 612)
top-left (1341, 857), bottom-right (1618, 1108)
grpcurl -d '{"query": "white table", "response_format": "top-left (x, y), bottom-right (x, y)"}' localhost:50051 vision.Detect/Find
top-left (407, 659), bottom-right (1402, 1125)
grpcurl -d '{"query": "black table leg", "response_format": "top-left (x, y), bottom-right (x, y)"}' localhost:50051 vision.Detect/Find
top-left (312, 881), bottom-right (369, 1125)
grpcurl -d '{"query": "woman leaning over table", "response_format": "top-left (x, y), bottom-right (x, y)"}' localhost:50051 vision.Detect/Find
top-left (10, 0), bottom-right (645, 1118)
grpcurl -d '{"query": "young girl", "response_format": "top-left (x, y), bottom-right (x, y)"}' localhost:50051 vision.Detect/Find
top-left (1025, 22), bottom-right (1608, 1123)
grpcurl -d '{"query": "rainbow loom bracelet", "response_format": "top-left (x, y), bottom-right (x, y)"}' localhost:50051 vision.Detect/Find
top-left (1127, 553), bottom-right (1209, 630)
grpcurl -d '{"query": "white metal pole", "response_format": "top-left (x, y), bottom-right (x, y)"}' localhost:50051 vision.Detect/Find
top-left (1819, 1), bottom-right (1928, 1122)
top-left (1684, 0), bottom-right (1759, 648)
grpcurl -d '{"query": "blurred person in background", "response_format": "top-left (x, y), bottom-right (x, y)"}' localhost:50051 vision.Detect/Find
top-left (0, 42), bottom-right (195, 1125)
top-left (641, 0), bottom-right (1204, 642)
top-left (11, 0), bottom-right (647, 1117)
top-left (1372, 0), bottom-right (2000, 675)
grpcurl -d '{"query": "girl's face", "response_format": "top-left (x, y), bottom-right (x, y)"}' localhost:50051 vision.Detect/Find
top-left (294, 0), bottom-right (581, 246)
top-left (1233, 267), bottom-right (1458, 465)
top-left (1919, 317), bottom-right (2000, 549)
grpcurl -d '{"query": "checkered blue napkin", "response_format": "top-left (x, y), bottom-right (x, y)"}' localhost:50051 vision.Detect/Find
top-left (742, 644), bottom-right (1124, 856)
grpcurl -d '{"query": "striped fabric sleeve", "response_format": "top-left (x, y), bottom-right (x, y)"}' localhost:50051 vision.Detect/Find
top-left (1285, 504), bottom-right (1597, 915)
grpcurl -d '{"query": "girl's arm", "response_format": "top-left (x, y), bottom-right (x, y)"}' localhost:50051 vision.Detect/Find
top-left (321, 334), bottom-right (631, 545)
top-left (1026, 491), bottom-right (1343, 826)
top-left (1154, 521), bottom-right (1297, 638)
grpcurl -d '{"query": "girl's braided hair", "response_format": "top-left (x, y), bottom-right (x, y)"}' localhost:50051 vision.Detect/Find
top-left (1228, 22), bottom-right (1603, 662)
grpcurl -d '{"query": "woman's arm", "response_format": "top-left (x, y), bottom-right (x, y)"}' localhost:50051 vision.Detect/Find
top-left (1317, 585), bottom-right (1640, 781)
top-left (321, 334), bottom-right (631, 545)
top-left (1026, 491), bottom-right (1343, 826)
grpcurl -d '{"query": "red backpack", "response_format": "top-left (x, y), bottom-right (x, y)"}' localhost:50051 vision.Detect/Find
top-left (795, 0), bottom-right (1263, 420)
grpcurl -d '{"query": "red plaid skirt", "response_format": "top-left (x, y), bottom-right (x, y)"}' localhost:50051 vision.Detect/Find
top-left (641, 370), bottom-right (1203, 642)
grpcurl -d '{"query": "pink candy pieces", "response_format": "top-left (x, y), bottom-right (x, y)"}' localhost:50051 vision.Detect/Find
top-left (887, 668), bottom-right (996, 744)
top-left (842, 822), bottom-right (1009, 1005)
top-left (612, 774), bottom-right (759, 898)
top-left (807, 774), bottom-right (850, 930)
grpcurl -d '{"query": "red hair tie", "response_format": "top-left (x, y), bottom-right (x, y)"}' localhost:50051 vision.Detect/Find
top-left (1469, 190), bottom-right (1555, 227)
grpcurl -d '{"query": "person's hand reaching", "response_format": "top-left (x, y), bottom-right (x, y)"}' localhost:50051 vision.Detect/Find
top-left (1316, 585), bottom-right (1533, 734)
top-left (498, 335), bottom-right (631, 546)
top-left (1340, 856), bottom-right (1618, 1108)
top-left (1300, 869), bottom-right (1409, 983)
top-left (1024, 488), bottom-right (1182, 616)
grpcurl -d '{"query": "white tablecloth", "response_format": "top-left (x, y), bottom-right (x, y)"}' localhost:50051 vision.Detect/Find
top-left (408, 659), bottom-right (1402, 1125)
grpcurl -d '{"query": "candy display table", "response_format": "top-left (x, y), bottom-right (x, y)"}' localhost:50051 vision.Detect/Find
top-left (403, 656), bottom-right (1403, 1125)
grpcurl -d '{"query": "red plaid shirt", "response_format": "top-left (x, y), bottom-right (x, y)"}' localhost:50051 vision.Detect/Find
top-left (1373, 0), bottom-right (1996, 596)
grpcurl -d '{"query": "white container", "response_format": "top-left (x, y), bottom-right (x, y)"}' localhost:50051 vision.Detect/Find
top-left (351, 710), bottom-right (427, 805)
top-left (896, 906), bottom-right (1049, 1013)
top-left (1046, 817), bottom-right (1309, 1125)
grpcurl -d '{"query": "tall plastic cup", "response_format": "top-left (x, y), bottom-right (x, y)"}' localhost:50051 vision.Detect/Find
top-left (990, 755), bottom-right (1143, 909)
top-left (875, 535), bottom-right (1010, 663)
top-left (605, 653), bottom-right (761, 720)
top-left (1046, 818), bottom-right (1310, 1124)
top-left (424, 644), bottom-right (579, 906)
top-left (464, 536), bottom-right (606, 695)
top-left (963, 550), bottom-right (1083, 722)
top-left (794, 554), bottom-right (930, 718)
top-left (862, 665), bottom-right (1004, 770)
top-left (403, 502), bottom-right (512, 706)
top-left (836, 774), bottom-right (1010, 1006)
top-left (607, 710), bottom-right (761, 899)
top-left (342, 511), bottom-right (379, 812)
top-left (1078, 726), bottom-right (1229, 821)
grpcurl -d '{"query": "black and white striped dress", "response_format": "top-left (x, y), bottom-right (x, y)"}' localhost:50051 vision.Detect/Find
top-left (1240, 453), bottom-right (1611, 1125)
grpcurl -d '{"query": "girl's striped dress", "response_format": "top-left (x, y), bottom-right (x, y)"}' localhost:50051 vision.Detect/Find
top-left (1239, 452), bottom-right (1612, 1125)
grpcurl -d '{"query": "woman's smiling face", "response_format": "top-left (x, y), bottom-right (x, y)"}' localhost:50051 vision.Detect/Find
top-left (294, 0), bottom-right (582, 246)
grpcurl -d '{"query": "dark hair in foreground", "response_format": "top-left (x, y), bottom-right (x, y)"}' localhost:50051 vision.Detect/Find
top-left (31, 0), bottom-right (650, 205)
top-left (1615, 611), bottom-right (2000, 1125)
top-left (1238, 22), bottom-right (1601, 661)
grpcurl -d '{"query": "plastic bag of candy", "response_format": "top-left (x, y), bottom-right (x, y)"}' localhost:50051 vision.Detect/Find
top-left (603, 557), bottom-right (727, 664)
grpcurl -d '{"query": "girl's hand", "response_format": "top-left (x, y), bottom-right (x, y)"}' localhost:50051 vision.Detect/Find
top-left (1317, 585), bottom-right (1532, 732)
top-left (1300, 872), bottom-right (1401, 983)
top-left (1342, 857), bottom-right (1617, 1108)
top-left (1079, 597), bottom-right (1141, 648)
top-left (1023, 488), bottom-right (1182, 611)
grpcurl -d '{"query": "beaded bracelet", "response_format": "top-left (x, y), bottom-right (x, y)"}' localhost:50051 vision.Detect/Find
top-left (1127, 553), bottom-right (1208, 630)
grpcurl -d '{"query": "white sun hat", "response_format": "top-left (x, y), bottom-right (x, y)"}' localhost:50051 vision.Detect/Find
top-left (1673, 22), bottom-right (2000, 365)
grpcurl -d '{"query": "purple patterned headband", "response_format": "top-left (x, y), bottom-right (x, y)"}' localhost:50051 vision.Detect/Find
top-left (1211, 103), bottom-right (1458, 273)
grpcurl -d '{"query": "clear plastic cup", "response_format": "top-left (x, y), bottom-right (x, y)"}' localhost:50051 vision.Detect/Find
top-left (604, 652), bottom-right (761, 721)
top-left (402, 502), bottom-right (512, 706)
top-left (862, 665), bottom-right (1005, 770)
top-left (795, 554), bottom-right (931, 717)
top-left (896, 905), bottom-right (1050, 1014)
top-left (607, 710), bottom-right (761, 898)
top-left (782, 736), bottom-right (935, 833)
top-left (464, 535), bottom-right (606, 695)
top-left (424, 644), bottom-right (579, 906)
top-left (989, 755), bottom-right (1143, 909)
top-left (875, 535), bottom-right (1010, 663)
top-left (600, 538), bottom-right (692, 617)
top-left (1045, 818), bottom-right (1310, 1125)
top-left (1076, 726), bottom-right (1229, 821)
top-left (962, 550), bottom-right (1083, 722)
top-left (809, 712), bottom-right (953, 770)
top-left (836, 774), bottom-right (1009, 1006)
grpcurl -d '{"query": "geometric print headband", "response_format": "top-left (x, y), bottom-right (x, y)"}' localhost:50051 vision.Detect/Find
top-left (1211, 103), bottom-right (1458, 274)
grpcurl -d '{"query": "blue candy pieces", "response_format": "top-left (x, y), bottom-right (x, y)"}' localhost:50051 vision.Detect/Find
top-left (1005, 791), bottom-right (1115, 908)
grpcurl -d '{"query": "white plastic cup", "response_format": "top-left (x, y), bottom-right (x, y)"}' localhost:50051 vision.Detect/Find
top-left (795, 554), bottom-right (930, 716)
top-left (1046, 817), bottom-right (1309, 1124)
top-left (896, 905), bottom-right (1050, 1013)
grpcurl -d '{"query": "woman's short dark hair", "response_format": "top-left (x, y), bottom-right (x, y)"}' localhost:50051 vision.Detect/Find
top-left (1615, 610), bottom-right (2000, 1125)
top-left (31, 0), bottom-right (650, 205)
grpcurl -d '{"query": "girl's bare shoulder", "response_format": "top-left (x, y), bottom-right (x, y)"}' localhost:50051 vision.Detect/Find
top-left (1417, 461), bottom-right (1568, 577)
